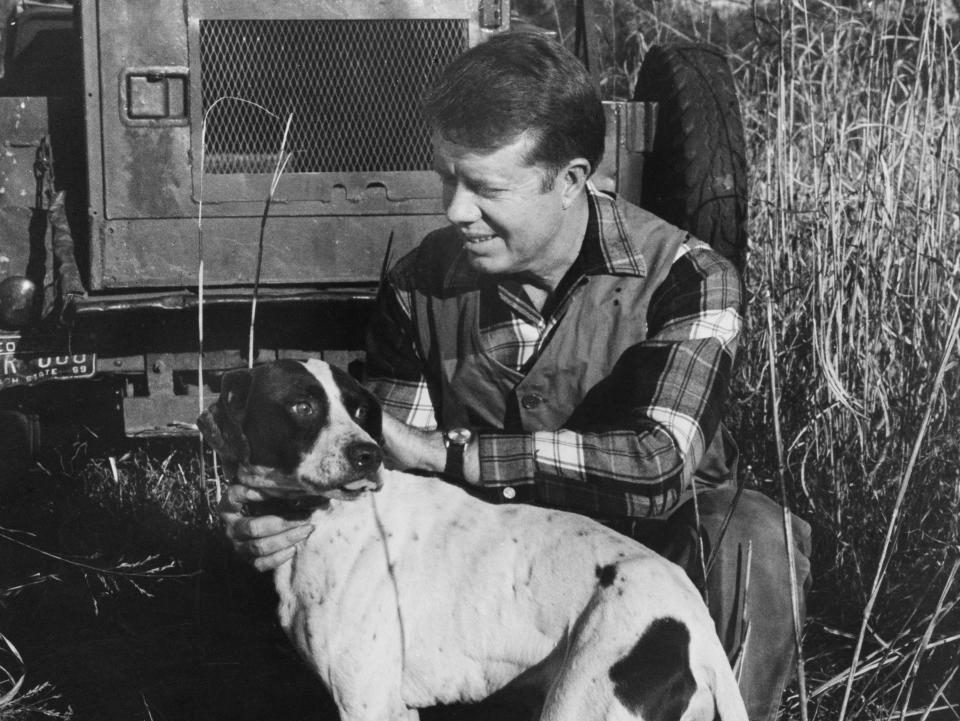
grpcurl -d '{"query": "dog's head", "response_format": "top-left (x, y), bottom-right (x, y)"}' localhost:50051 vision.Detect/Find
top-left (198, 358), bottom-right (384, 502)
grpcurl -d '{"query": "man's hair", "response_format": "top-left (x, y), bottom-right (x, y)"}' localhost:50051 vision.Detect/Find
top-left (422, 31), bottom-right (605, 183)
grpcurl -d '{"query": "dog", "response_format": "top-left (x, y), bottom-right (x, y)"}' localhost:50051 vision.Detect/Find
top-left (198, 358), bottom-right (748, 721)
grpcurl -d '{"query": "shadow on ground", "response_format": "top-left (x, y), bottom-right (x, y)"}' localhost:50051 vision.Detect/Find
top-left (0, 467), bottom-right (339, 720)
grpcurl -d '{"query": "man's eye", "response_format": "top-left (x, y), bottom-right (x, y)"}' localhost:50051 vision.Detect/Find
top-left (291, 401), bottom-right (314, 416)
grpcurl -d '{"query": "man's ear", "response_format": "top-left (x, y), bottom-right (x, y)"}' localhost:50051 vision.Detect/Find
top-left (560, 156), bottom-right (591, 208)
top-left (196, 368), bottom-right (253, 462)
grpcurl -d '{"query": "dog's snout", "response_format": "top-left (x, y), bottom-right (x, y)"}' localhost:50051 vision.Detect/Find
top-left (346, 441), bottom-right (382, 472)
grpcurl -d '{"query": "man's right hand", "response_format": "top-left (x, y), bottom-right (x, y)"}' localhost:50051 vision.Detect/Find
top-left (219, 483), bottom-right (315, 572)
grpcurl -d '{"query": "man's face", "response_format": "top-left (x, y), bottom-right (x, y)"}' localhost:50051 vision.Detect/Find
top-left (432, 133), bottom-right (573, 282)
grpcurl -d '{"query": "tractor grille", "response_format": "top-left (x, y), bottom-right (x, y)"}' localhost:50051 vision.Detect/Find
top-left (198, 19), bottom-right (468, 175)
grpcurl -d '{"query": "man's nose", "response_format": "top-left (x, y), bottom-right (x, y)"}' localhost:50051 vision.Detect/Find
top-left (444, 184), bottom-right (481, 225)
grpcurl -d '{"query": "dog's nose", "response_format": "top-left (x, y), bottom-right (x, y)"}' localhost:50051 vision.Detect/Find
top-left (346, 441), bottom-right (382, 472)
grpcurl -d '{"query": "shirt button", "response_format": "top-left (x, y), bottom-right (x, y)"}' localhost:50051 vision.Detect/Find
top-left (502, 487), bottom-right (516, 500)
top-left (521, 393), bottom-right (542, 409)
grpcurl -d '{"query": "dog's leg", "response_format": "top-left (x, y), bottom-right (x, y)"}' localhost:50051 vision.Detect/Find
top-left (332, 692), bottom-right (414, 721)
top-left (539, 558), bottom-right (747, 721)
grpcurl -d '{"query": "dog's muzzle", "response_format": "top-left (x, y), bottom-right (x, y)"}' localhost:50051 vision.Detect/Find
top-left (241, 473), bottom-right (383, 518)
top-left (324, 471), bottom-right (385, 499)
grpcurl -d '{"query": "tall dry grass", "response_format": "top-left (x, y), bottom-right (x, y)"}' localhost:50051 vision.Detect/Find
top-left (537, 0), bottom-right (960, 715)
top-left (616, 0), bottom-right (960, 717)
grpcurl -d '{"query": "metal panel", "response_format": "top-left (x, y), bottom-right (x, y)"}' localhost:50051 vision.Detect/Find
top-left (0, 97), bottom-right (47, 280)
top-left (595, 100), bottom-right (655, 206)
top-left (198, 19), bottom-right (463, 174)
top-left (92, 0), bottom-right (494, 220)
top-left (95, 0), bottom-right (193, 221)
top-left (96, 213), bottom-right (441, 288)
top-left (191, 15), bottom-right (470, 204)
top-left (86, 0), bottom-right (507, 290)
top-left (81, 0), bottom-right (106, 288)
top-left (183, 0), bottom-right (498, 209)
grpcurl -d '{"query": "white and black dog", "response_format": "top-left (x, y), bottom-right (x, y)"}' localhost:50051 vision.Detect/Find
top-left (198, 358), bottom-right (748, 721)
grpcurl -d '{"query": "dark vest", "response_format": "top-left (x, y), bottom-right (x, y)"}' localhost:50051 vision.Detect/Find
top-left (404, 193), bottom-right (736, 486)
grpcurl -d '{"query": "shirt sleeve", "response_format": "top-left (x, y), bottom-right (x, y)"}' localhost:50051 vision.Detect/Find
top-left (477, 244), bottom-right (742, 518)
top-left (363, 270), bottom-right (441, 432)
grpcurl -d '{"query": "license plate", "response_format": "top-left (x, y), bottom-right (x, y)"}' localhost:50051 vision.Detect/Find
top-left (0, 334), bottom-right (97, 389)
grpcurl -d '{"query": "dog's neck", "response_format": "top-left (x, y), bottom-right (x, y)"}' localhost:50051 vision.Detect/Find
top-left (242, 495), bottom-right (332, 520)
top-left (237, 465), bottom-right (390, 520)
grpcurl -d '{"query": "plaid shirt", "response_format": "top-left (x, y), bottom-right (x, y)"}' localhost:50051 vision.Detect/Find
top-left (365, 188), bottom-right (742, 518)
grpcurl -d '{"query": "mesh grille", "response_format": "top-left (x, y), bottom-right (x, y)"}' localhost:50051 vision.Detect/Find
top-left (198, 19), bottom-right (468, 175)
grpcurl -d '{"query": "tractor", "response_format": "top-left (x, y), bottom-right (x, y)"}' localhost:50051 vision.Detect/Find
top-left (0, 0), bottom-right (746, 482)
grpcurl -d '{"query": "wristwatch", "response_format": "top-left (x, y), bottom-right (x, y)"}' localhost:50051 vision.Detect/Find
top-left (443, 427), bottom-right (473, 480)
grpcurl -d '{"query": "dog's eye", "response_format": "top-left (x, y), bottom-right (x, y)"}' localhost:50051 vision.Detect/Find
top-left (291, 401), bottom-right (315, 416)
top-left (353, 406), bottom-right (367, 422)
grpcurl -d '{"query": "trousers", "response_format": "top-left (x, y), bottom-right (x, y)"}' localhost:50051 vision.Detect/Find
top-left (625, 487), bottom-right (813, 721)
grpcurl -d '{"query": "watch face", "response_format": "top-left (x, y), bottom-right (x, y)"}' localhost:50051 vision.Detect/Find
top-left (446, 428), bottom-right (472, 445)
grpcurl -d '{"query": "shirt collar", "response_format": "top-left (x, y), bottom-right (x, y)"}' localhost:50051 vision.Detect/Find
top-left (581, 184), bottom-right (648, 277)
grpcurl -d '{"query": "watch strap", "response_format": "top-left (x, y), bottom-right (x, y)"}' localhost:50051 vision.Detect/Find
top-left (443, 441), bottom-right (466, 480)
top-left (443, 428), bottom-right (472, 481)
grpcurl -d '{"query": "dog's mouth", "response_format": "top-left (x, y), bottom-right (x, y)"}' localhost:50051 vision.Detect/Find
top-left (242, 472), bottom-right (384, 519)
top-left (319, 473), bottom-right (384, 500)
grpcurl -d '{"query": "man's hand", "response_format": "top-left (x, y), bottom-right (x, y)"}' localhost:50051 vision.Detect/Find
top-left (219, 483), bottom-right (314, 572)
top-left (380, 412), bottom-right (480, 485)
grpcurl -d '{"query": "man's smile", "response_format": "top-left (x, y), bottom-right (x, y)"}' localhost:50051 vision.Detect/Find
top-left (461, 233), bottom-right (498, 246)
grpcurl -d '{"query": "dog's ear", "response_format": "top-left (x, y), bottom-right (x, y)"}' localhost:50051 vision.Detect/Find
top-left (197, 368), bottom-right (253, 462)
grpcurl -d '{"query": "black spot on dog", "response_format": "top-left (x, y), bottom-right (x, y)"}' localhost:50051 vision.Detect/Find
top-left (596, 564), bottom-right (617, 588)
top-left (228, 360), bottom-right (332, 473)
top-left (330, 364), bottom-right (383, 443)
top-left (608, 618), bottom-right (696, 721)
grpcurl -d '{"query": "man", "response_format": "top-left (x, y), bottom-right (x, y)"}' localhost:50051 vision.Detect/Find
top-left (222, 31), bottom-right (811, 721)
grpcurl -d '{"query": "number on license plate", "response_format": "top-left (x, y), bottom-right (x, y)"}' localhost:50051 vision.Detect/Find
top-left (0, 335), bottom-right (96, 389)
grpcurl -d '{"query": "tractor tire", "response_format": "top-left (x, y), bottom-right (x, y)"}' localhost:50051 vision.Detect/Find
top-left (634, 44), bottom-right (748, 273)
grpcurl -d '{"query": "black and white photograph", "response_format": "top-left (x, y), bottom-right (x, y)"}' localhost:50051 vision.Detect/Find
top-left (0, 1), bottom-right (957, 719)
